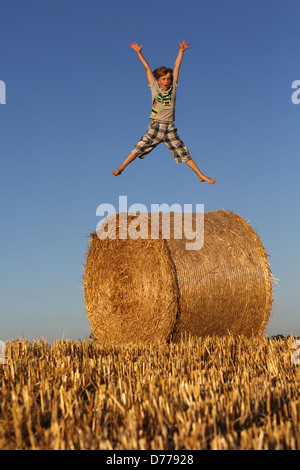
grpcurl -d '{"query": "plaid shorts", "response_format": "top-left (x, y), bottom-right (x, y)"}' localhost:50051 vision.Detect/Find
top-left (132, 121), bottom-right (192, 164)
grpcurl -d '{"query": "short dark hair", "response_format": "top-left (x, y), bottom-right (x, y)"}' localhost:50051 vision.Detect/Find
top-left (153, 66), bottom-right (173, 80)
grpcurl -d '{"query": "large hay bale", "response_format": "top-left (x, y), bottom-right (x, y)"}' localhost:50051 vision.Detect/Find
top-left (84, 210), bottom-right (273, 343)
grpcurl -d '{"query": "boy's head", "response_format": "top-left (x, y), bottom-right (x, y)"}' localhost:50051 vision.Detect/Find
top-left (153, 66), bottom-right (173, 90)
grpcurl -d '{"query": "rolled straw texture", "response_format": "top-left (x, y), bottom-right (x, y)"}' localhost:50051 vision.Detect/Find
top-left (83, 211), bottom-right (273, 343)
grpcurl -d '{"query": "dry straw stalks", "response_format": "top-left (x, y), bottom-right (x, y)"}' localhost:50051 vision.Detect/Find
top-left (0, 336), bottom-right (300, 450)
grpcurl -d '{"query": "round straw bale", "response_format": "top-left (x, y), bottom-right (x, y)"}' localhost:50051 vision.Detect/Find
top-left (83, 210), bottom-right (273, 343)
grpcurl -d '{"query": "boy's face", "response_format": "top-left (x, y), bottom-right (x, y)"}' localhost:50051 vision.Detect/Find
top-left (157, 73), bottom-right (172, 90)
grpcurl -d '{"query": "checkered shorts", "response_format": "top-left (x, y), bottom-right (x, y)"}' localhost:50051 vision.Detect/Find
top-left (132, 121), bottom-right (192, 164)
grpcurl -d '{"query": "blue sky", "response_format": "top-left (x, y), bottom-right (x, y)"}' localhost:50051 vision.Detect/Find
top-left (0, 0), bottom-right (299, 341)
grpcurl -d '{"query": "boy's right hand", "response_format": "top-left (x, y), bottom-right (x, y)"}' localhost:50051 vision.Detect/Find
top-left (130, 42), bottom-right (143, 53)
top-left (130, 42), bottom-right (153, 85)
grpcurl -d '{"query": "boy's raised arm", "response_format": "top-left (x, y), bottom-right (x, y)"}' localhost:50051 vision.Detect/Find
top-left (174, 39), bottom-right (191, 83)
top-left (130, 42), bottom-right (153, 85)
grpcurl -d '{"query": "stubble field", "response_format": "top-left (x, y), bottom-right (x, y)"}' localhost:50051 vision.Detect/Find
top-left (0, 335), bottom-right (299, 450)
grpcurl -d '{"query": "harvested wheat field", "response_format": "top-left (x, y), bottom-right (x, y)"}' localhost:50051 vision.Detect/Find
top-left (0, 335), bottom-right (300, 450)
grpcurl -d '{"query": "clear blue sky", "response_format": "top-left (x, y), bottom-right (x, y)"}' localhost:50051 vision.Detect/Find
top-left (1, 0), bottom-right (299, 341)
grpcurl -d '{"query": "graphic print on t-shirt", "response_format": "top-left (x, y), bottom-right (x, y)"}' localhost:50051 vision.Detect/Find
top-left (151, 86), bottom-right (172, 117)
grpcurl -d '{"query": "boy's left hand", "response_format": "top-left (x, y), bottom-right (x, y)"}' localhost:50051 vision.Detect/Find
top-left (178, 39), bottom-right (191, 51)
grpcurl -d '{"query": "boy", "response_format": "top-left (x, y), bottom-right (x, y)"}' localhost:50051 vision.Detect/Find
top-left (111, 40), bottom-right (215, 184)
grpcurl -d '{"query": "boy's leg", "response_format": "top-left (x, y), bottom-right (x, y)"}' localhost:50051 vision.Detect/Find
top-left (185, 158), bottom-right (215, 184)
top-left (164, 125), bottom-right (215, 184)
top-left (111, 152), bottom-right (137, 176)
top-left (111, 122), bottom-right (162, 176)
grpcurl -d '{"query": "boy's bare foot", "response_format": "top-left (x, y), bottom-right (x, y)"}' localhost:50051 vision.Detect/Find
top-left (111, 167), bottom-right (124, 176)
top-left (185, 160), bottom-right (215, 184)
top-left (199, 175), bottom-right (216, 184)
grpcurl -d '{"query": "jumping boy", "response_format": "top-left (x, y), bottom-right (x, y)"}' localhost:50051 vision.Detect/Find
top-left (111, 40), bottom-right (215, 184)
